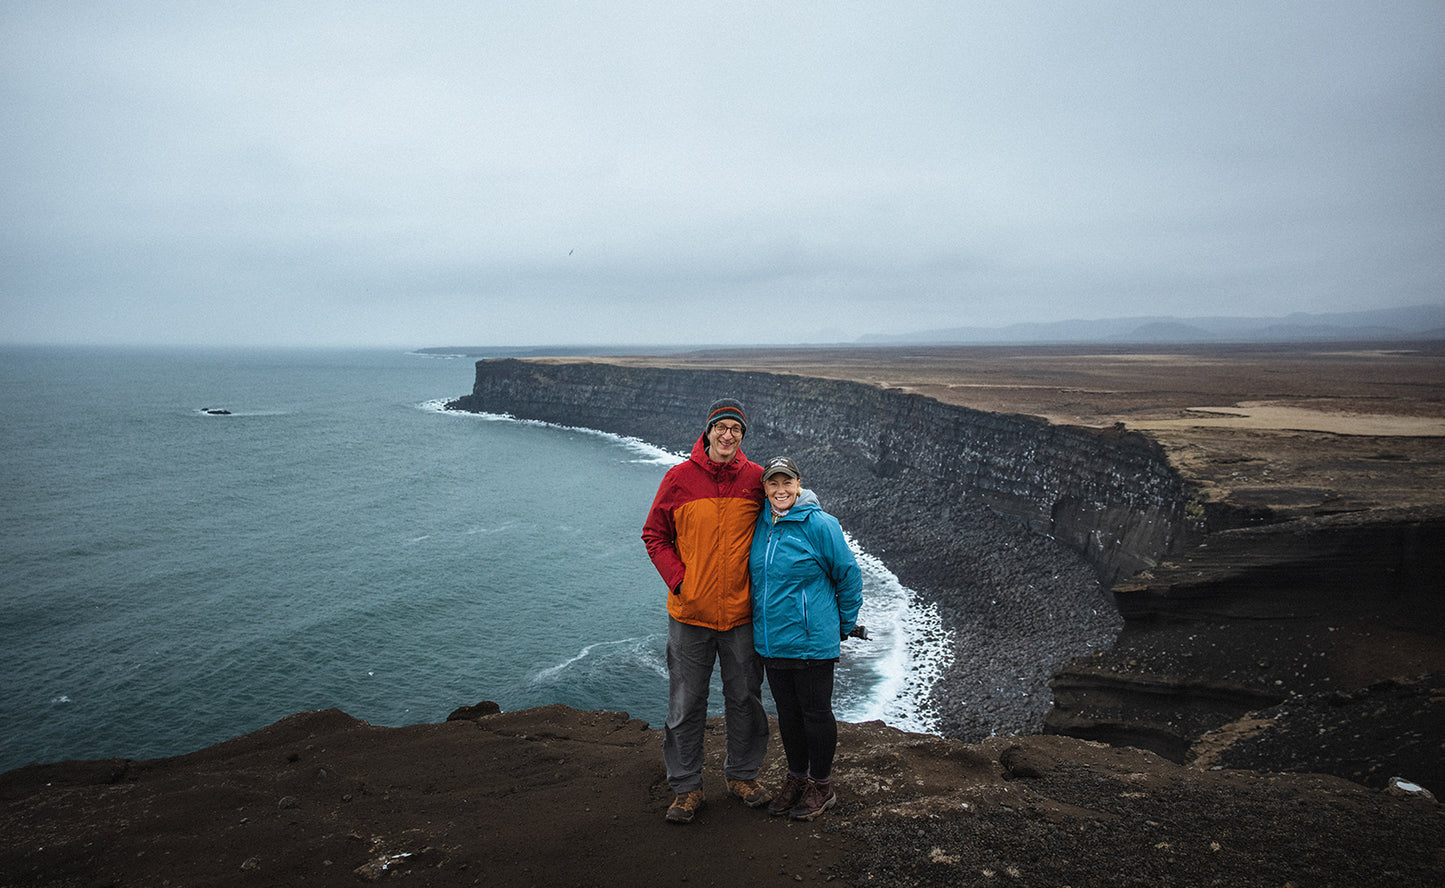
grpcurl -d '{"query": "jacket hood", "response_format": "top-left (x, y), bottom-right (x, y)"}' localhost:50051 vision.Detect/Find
top-left (770, 487), bottom-right (820, 520)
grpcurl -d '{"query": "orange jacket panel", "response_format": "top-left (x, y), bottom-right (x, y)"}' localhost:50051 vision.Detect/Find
top-left (642, 435), bottom-right (763, 631)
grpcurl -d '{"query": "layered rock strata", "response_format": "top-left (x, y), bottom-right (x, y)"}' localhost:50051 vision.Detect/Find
top-left (1054, 503), bottom-right (1445, 760)
top-left (448, 360), bottom-right (1194, 583)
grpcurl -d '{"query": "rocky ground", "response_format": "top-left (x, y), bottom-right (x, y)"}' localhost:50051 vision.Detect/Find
top-left (4, 342), bottom-right (1444, 886)
top-left (3, 699), bottom-right (1442, 887)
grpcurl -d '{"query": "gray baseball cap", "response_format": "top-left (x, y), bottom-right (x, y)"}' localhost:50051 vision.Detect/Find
top-left (761, 455), bottom-right (800, 480)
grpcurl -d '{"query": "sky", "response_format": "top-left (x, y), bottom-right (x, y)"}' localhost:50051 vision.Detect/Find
top-left (2, 1), bottom-right (1442, 348)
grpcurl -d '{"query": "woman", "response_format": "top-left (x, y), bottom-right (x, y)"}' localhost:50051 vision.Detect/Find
top-left (749, 455), bottom-right (863, 820)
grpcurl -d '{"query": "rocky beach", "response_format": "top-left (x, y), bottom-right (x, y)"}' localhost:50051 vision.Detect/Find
top-left (3, 342), bottom-right (1443, 887)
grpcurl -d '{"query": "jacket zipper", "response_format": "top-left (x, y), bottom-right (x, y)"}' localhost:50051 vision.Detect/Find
top-left (763, 517), bottom-right (809, 655)
top-left (762, 524), bottom-right (780, 657)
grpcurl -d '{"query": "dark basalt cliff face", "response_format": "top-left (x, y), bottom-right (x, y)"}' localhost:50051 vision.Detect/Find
top-left (449, 359), bottom-right (1193, 583)
top-left (447, 359), bottom-right (1445, 767)
top-left (1059, 504), bottom-right (1445, 761)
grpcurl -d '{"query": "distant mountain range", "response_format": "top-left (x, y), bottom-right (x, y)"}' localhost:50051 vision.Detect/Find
top-left (859, 304), bottom-right (1445, 345)
top-left (419, 305), bottom-right (1445, 357)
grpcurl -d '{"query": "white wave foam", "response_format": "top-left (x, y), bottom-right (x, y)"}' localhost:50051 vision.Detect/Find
top-left (540, 421), bottom-right (683, 466)
top-left (464, 522), bottom-right (516, 536)
top-left (418, 398), bottom-right (493, 415)
top-left (421, 400), bottom-right (946, 731)
top-left (420, 401), bottom-right (685, 465)
top-left (835, 534), bottom-right (954, 735)
top-left (534, 635), bottom-right (666, 681)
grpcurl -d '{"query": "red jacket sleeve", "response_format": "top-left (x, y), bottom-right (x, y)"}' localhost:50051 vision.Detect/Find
top-left (642, 470), bottom-right (686, 592)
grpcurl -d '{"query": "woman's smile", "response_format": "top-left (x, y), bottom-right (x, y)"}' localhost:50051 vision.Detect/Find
top-left (764, 474), bottom-right (801, 512)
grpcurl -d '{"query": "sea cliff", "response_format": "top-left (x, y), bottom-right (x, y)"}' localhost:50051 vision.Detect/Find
top-left (447, 356), bottom-right (1445, 771)
top-left (448, 359), bottom-right (1194, 585)
top-left (448, 359), bottom-right (1173, 739)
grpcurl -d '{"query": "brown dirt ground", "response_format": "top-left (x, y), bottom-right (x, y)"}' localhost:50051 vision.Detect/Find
top-left (3, 703), bottom-right (1443, 888)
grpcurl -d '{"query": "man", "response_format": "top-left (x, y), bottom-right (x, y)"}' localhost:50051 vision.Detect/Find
top-left (642, 398), bottom-right (771, 824)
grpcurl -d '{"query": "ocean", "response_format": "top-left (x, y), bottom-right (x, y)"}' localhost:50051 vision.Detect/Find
top-left (0, 346), bottom-right (947, 773)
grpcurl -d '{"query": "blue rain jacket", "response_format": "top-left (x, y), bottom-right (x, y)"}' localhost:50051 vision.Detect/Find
top-left (749, 491), bottom-right (863, 660)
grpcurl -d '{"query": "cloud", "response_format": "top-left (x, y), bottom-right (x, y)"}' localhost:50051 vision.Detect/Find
top-left (2, 1), bottom-right (1442, 346)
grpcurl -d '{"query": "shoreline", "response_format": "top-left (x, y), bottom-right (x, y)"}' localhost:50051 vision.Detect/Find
top-left (445, 361), bottom-right (1140, 742)
top-left (446, 345), bottom-right (1445, 761)
top-left (444, 403), bottom-right (964, 736)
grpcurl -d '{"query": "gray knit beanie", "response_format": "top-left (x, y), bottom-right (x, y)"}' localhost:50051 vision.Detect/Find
top-left (704, 399), bottom-right (747, 436)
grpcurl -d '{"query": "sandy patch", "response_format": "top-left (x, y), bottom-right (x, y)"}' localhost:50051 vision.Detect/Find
top-left (1128, 404), bottom-right (1445, 436)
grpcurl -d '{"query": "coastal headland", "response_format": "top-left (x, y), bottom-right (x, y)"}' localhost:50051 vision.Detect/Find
top-left (4, 342), bottom-right (1443, 886)
top-left (449, 343), bottom-right (1445, 760)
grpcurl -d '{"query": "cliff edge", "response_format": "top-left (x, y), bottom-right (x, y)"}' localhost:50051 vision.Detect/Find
top-left (3, 699), bottom-right (1442, 887)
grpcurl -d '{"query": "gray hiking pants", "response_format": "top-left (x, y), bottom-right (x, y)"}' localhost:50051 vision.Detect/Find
top-left (662, 616), bottom-right (768, 793)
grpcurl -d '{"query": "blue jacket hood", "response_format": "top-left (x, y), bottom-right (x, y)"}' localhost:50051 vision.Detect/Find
top-left (767, 487), bottom-right (819, 520)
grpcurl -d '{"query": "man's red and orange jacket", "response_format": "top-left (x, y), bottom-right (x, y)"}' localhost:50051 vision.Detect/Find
top-left (642, 434), bottom-right (763, 632)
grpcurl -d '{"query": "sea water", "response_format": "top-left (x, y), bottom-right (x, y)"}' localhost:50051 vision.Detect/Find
top-left (0, 347), bottom-right (948, 773)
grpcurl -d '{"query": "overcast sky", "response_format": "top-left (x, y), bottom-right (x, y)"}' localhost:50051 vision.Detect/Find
top-left (2, 2), bottom-right (1442, 347)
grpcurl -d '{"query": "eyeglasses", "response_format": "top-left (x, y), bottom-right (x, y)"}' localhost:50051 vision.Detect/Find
top-left (711, 423), bottom-right (743, 439)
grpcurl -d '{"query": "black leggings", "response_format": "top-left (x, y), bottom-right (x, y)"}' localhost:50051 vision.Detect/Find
top-left (764, 661), bottom-right (838, 781)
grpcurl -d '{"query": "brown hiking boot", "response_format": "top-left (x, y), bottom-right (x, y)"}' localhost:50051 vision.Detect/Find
top-left (665, 789), bottom-right (705, 824)
top-left (726, 777), bottom-right (772, 808)
top-left (789, 779), bottom-right (837, 821)
top-left (768, 773), bottom-right (808, 816)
